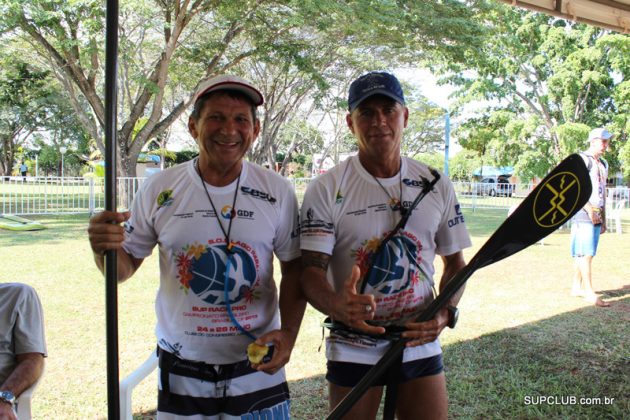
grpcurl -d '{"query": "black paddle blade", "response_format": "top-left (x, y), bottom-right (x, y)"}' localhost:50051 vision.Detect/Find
top-left (472, 153), bottom-right (591, 270)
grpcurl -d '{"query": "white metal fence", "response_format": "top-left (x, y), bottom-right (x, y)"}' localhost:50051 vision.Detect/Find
top-left (0, 176), bottom-right (146, 215)
top-left (2, 175), bottom-right (628, 221)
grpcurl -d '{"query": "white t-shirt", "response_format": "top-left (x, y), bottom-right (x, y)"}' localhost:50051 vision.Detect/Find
top-left (573, 153), bottom-right (608, 223)
top-left (300, 156), bottom-right (471, 364)
top-left (123, 159), bottom-right (300, 364)
top-left (0, 283), bottom-right (47, 385)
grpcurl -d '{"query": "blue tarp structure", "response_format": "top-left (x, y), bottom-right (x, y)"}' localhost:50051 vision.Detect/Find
top-left (138, 153), bottom-right (161, 164)
top-left (90, 154), bottom-right (161, 177)
top-left (473, 165), bottom-right (513, 177)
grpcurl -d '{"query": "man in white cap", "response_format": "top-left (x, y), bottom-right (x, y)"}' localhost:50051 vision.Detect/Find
top-left (570, 127), bottom-right (614, 307)
top-left (88, 75), bottom-right (305, 418)
top-left (299, 71), bottom-right (471, 418)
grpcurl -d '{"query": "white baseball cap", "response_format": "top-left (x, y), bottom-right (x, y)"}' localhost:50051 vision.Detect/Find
top-left (588, 128), bottom-right (613, 141)
top-left (193, 75), bottom-right (264, 106)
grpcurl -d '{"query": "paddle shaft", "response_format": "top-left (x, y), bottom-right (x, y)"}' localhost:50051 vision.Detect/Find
top-left (105, 0), bottom-right (120, 418)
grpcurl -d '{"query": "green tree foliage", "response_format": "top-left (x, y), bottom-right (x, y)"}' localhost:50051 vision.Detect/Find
top-left (172, 150), bottom-right (198, 165)
top-left (1, 0), bottom-right (346, 175)
top-left (402, 86), bottom-right (448, 157)
top-left (0, 0), bottom-right (485, 176)
top-left (274, 119), bottom-right (325, 176)
top-left (412, 152), bottom-right (444, 172)
top-left (0, 51), bottom-right (51, 175)
top-left (448, 149), bottom-right (483, 181)
top-left (439, 3), bottom-right (628, 180)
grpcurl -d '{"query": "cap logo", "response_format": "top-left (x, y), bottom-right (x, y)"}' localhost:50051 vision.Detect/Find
top-left (360, 74), bottom-right (388, 93)
top-left (362, 83), bottom-right (385, 93)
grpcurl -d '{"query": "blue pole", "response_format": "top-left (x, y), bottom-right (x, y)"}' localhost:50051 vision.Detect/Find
top-left (444, 112), bottom-right (450, 176)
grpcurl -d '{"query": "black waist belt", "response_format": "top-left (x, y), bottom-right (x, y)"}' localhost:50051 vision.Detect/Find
top-left (322, 317), bottom-right (407, 341)
top-left (157, 347), bottom-right (252, 403)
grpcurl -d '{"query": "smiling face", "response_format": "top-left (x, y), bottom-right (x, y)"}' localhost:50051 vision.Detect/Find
top-left (346, 95), bottom-right (408, 176)
top-left (188, 91), bottom-right (260, 184)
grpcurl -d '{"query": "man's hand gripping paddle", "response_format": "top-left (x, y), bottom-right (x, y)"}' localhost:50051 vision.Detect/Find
top-left (327, 154), bottom-right (592, 420)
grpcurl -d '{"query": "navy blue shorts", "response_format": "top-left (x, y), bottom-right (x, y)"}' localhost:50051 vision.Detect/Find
top-left (326, 354), bottom-right (444, 387)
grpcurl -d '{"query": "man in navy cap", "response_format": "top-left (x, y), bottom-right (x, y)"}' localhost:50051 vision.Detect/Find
top-left (88, 74), bottom-right (305, 418)
top-left (570, 127), bottom-right (614, 307)
top-left (299, 71), bottom-right (471, 418)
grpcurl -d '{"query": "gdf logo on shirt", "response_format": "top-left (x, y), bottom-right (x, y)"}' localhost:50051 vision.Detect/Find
top-left (533, 172), bottom-right (582, 228)
top-left (221, 205), bottom-right (236, 219)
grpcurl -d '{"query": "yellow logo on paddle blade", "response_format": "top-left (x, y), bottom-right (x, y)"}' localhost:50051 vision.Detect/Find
top-left (533, 172), bottom-right (582, 228)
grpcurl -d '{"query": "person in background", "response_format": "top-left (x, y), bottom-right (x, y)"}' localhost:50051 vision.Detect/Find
top-left (0, 283), bottom-right (47, 420)
top-left (299, 71), bottom-right (471, 419)
top-left (88, 74), bottom-right (305, 418)
top-left (19, 162), bottom-right (27, 182)
top-left (570, 127), bottom-right (614, 307)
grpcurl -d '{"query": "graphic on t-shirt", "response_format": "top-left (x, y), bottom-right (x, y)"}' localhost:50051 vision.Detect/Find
top-left (175, 241), bottom-right (259, 305)
top-left (335, 189), bottom-right (344, 204)
top-left (240, 186), bottom-right (277, 204)
top-left (221, 205), bottom-right (236, 219)
top-left (156, 189), bottom-right (174, 208)
top-left (352, 231), bottom-right (427, 295)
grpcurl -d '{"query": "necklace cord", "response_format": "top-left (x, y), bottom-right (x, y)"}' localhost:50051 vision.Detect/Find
top-left (371, 158), bottom-right (404, 213)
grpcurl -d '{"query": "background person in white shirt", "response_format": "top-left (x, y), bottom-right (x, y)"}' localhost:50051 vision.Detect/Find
top-left (570, 127), bottom-right (614, 308)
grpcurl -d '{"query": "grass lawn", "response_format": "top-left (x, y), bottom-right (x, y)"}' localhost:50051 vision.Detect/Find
top-left (0, 210), bottom-right (627, 419)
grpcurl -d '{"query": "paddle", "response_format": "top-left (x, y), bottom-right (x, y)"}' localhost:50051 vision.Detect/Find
top-left (105, 0), bottom-right (120, 418)
top-left (327, 153), bottom-right (592, 420)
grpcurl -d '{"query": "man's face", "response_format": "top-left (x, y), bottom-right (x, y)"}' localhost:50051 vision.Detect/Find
top-left (188, 92), bottom-right (260, 171)
top-left (591, 137), bottom-right (610, 155)
top-left (346, 95), bottom-right (408, 160)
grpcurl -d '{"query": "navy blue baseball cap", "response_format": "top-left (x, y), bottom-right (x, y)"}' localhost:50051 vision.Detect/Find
top-left (347, 71), bottom-right (405, 112)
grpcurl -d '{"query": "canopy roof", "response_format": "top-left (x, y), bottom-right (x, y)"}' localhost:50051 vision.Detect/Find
top-left (500, 0), bottom-right (630, 33)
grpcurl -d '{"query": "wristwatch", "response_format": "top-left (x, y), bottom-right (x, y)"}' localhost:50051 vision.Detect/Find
top-left (446, 305), bottom-right (459, 329)
top-left (0, 390), bottom-right (15, 407)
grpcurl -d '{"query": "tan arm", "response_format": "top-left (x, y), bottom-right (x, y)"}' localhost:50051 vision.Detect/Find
top-left (439, 251), bottom-right (467, 307)
top-left (0, 353), bottom-right (44, 398)
top-left (278, 257), bottom-right (306, 347)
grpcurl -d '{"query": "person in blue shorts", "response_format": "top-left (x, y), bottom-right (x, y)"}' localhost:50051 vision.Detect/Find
top-left (570, 128), bottom-right (614, 308)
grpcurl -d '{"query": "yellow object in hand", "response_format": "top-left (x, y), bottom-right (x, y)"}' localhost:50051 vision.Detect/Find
top-left (247, 342), bottom-right (269, 364)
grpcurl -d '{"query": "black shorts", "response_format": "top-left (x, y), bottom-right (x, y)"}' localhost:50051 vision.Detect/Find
top-left (326, 354), bottom-right (444, 387)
